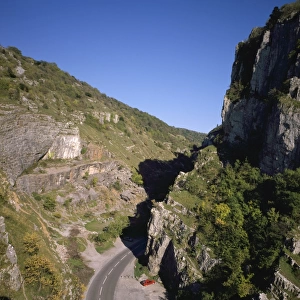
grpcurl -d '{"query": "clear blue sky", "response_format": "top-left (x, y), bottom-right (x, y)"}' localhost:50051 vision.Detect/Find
top-left (0, 0), bottom-right (290, 133)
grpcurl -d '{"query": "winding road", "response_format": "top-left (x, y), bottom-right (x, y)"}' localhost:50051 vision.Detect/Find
top-left (85, 241), bottom-right (146, 300)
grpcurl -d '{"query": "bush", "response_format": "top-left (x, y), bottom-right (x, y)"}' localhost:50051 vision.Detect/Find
top-left (32, 192), bottom-right (42, 201)
top-left (19, 83), bottom-right (29, 92)
top-left (43, 196), bottom-right (56, 211)
top-left (112, 180), bottom-right (121, 191)
top-left (23, 232), bottom-right (40, 255)
top-left (42, 103), bottom-right (49, 109)
top-left (131, 169), bottom-right (143, 186)
top-left (53, 212), bottom-right (61, 218)
top-left (7, 46), bottom-right (22, 56)
top-left (80, 147), bottom-right (87, 155)
top-left (0, 78), bottom-right (9, 91)
top-left (91, 177), bottom-right (98, 187)
top-left (7, 67), bottom-right (16, 78)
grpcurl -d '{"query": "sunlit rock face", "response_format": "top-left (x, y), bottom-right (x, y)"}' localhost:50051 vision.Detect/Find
top-left (43, 127), bottom-right (82, 160)
top-left (0, 106), bottom-right (61, 185)
top-left (221, 14), bottom-right (300, 174)
top-left (0, 104), bottom-right (84, 185)
top-left (0, 216), bottom-right (22, 291)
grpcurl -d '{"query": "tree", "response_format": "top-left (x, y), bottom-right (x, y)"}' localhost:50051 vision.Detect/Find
top-left (214, 203), bottom-right (230, 226)
top-left (107, 215), bottom-right (129, 238)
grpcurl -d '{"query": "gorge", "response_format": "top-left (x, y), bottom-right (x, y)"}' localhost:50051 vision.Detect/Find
top-left (1, 2), bottom-right (300, 300)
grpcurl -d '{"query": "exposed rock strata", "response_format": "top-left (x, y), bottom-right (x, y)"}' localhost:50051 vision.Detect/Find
top-left (145, 201), bottom-right (216, 293)
top-left (0, 105), bottom-right (82, 185)
top-left (286, 236), bottom-right (300, 254)
top-left (271, 271), bottom-right (300, 299)
top-left (0, 216), bottom-right (22, 291)
top-left (43, 126), bottom-right (82, 160)
top-left (221, 14), bottom-right (300, 174)
top-left (16, 160), bottom-right (130, 195)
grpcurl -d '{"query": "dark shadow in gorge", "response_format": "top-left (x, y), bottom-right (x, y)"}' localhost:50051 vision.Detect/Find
top-left (120, 150), bottom-right (197, 300)
top-left (138, 152), bottom-right (196, 201)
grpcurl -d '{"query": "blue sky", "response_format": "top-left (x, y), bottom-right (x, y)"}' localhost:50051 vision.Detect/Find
top-left (0, 0), bottom-right (290, 133)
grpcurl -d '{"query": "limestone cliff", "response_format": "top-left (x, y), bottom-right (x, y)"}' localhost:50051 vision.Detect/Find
top-left (145, 200), bottom-right (215, 295)
top-left (221, 6), bottom-right (300, 174)
top-left (0, 104), bottom-right (81, 185)
top-left (145, 4), bottom-right (300, 299)
top-left (0, 216), bottom-right (22, 292)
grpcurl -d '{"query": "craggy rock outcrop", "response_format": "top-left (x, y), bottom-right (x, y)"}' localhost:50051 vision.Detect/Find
top-left (270, 271), bottom-right (300, 299)
top-left (0, 216), bottom-right (22, 291)
top-left (43, 126), bottom-right (81, 160)
top-left (286, 236), bottom-right (300, 254)
top-left (0, 105), bottom-right (60, 185)
top-left (16, 160), bottom-right (132, 195)
top-left (221, 12), bottom-right (300, 174)
top-left (145, 201), bottom-right (213, 294)
top-left (0, 104), bottom-right (82, 185)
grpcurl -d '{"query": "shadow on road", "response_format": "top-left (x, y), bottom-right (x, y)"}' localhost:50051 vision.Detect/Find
top-left (120, 236), bottom-right (147, 257)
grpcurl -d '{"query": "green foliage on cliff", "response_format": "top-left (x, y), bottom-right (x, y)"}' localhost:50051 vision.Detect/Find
top-left (169, 146), bottom-right (300, 299)
top-left (226, 1), bottom-right (300, 104)
top-left (267, 1), bottom-right (300, 26)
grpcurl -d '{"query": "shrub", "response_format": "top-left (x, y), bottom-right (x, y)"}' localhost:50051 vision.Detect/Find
top-left (32, 192), bottom-right (42, 201)
top-left (0, 78), bottom-right (10, 91)
top-left (112, 180), bottom-right (121, 191)
top-left (53, 212), bottom-right (61, 218)
top-left (7, 67), bottom-right (16, 78)
top-left (8, 87), bottom-right (19, 100)
top-left (19, 83), bottom-right (29, 92)
top-left (91, 177), bottom-right (98, 187)
top-left (23, 232), bottom-right (40, 255)
top-left (80, 147), bottom-right (87, 155)
top-left (131, 169), bottom-right (143, 186)
top-left (43, 196), bottom-right (56, 211)
top-left (82, 171), bottom-right (89, 180)
top-left (7, 46), bottom-right (22, 56)
top-left (84, 114), bottom-right (103, 131)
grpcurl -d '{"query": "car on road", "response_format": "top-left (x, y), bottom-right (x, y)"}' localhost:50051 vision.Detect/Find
top-left (141, 279), bottom-right (155, 286)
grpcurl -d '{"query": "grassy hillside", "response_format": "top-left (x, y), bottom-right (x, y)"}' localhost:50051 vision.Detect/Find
top-left (0, 45), bottom-right (205, 169)
top-left (0, 45), bottom-right (205, 299)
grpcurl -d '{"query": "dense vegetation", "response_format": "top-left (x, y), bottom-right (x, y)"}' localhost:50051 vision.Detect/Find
top-left (170, 146), bottom-right (300, 299)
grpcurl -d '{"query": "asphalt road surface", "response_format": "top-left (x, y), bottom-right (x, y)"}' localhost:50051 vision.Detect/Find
top-left (85, 241), bottom-right (146, 300)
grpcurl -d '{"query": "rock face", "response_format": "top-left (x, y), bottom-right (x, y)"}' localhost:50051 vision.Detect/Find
top-left (286, 236), bottom-right (300, 254)
top-left (271, 271), bottom-right (300, 299)
top-left (145, 200), bottom-right (217, 294)
top-left (146, 202), bottom-right (198, 293)
top-left (43, 126), bottom-right (82, 160)
top-left (0, 105), bottom-right (82, 185)
top-left (16, 160), bottom-right (136, 196)
top-left (221, 12), bottom-right (300, 174)
top-left (0, 216), bottom-right (22, 291)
